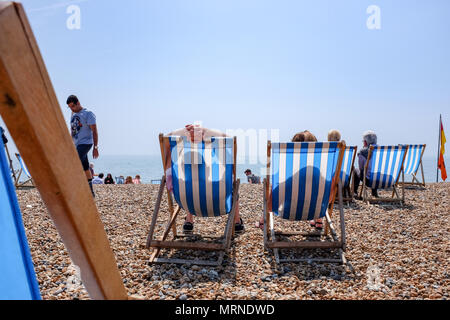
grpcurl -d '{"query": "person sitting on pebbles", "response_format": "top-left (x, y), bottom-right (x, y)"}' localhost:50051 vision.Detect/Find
top-left (164, 124), bottom-right (244, 233)
top-left (352, 130), bottom-right (379, 199)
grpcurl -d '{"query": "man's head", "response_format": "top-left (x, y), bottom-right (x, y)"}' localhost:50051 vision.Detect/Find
top-left (362, 130), bottom-right (377, 147)
top-left (244, 169), bottom-right (252, 176)
top-left (98, 173), bottom-right (104, 179)
top-left (67, 95), bottom-right (82, 113)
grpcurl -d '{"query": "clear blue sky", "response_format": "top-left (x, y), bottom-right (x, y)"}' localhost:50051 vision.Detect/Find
top-left (0, 0), bottom-right (449, 161)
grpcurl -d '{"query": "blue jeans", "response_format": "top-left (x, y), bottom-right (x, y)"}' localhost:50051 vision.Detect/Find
top-left (76, 144), bottom-right (92, 171)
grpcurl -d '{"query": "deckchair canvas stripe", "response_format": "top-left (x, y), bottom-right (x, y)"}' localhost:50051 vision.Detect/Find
top-left (313, 143), bottom-right (329, 220)
top-left (277, 144), bottom-right (287, 215)
top-left (301, 144), bottom-right (315, 221)
top-left (294, 143), bottom-right (309, 221)
top-left (384, 146), bottom-right (395, 188)
top-left (178, 138), bottom-right (191, 214)
top-left (339, 147), bottom-right (353, 187)
top-left (190, 143), bottom-right (202, 215)
top-left (218, 138), bottom-right (226, 215)
top-left (404, 145), bottom-right (423, 175)
top-left (282, 144), bottom-right (293, 218)
top-left (18, 154), bottom-right (31, 178)
top-left (204, 139), bottom-right (214, 216)
top-left (288, 144), bottom-right (301, 221)
top-left (389, 148), bottom-right (403, 188)
top-left (371, 147), bottom-right (382, 190)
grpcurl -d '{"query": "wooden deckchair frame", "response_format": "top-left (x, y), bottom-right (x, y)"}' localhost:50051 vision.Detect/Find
top-left (14, 152), bottom-right (34, 188)
top-left (401, 144), bottom-right (426, 188)
top-left (360, 145), bottom-right (408, 205)
top-left (146, 134), bottom-right (239, 266)
top-left (0, 2), bottom-right (127, 299)
top-left (264, 141), bottom-right (347, 265)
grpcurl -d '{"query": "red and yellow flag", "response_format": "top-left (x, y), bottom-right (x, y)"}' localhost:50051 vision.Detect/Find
top-left (438, 119), bottom-right (447, 181)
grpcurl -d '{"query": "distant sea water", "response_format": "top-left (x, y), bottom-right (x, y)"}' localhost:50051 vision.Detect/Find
top-left (89, 155), bottom-right (447, 184)
top-left (10, 155), bottom-right (448, 184)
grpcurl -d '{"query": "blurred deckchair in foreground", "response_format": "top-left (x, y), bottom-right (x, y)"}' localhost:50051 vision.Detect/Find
top-left (0, 1), bottom-right (127, 299)
top-left (14, 153), bottom-right (34, 188)
top-left (264, 141), bottom-right (347, 265)
top-left (0, 140), bottom-right (41, 300)
top-left (146, 134), bottom-right (239, 266)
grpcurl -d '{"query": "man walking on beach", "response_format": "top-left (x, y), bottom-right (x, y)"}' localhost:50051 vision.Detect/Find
top-left (67, 95), bottom-right (99, 197)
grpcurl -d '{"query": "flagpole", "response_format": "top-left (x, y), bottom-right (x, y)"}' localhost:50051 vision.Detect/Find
top-left (437, 114), bottom-right (442, 182)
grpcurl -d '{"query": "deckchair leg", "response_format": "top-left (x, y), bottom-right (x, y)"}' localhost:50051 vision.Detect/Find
top-left (269, 212), bottom-right (280, 264)
top-left (263, 179), bottom-right (268, 250)
top-left (146, 176), bottom-right (166, 248)
top-left (224, 180), bottom-right (240, 250)
top-left (149, 205), bottom-right (181, 263)
top-left (401, 169), bottom-right (405, 205)
top-left (420, 161), bottom-right (425, 187)
top-left (337, 181), bottom-right (346, 252)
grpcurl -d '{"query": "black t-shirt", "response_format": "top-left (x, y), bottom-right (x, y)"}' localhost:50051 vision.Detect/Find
top-left (104, 177), bottom-right (115, 184)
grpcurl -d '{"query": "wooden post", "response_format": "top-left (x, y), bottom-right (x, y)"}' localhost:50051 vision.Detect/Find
top-left (0, 2), bottom-right (127, 300)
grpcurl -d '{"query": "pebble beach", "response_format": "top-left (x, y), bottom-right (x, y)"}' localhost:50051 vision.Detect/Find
top-left (17, 183), bottom-right (449, 300)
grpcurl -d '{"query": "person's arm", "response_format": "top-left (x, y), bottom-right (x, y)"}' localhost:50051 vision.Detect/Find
top-left (90, 124), bottom-right (99, 159)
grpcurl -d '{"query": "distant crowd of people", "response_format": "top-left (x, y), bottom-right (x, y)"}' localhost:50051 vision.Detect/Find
top-left (90, 164), bottom-right (142, 185)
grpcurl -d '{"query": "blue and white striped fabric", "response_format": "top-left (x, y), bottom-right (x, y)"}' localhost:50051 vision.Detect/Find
top-left (336, 146), bottom-right (357, 188)
top-left (271, 142), bottom-right (341, 221)
top-left (17, 154), bottom-right (31, 178)
top-left (1, 143), bottom-right (41, 299)
top-left (403, 145), bottom-right (425, 175)
top-left (368, 145), bottom-right (407, 189)
top-left (169, 136), bottom-right (235, 217)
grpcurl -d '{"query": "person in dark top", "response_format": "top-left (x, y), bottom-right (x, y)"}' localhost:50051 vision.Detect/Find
top-left (104, 173), bottom-right (115, 184)
top-left (245, 169), bottom-right (260, 184)
top-left (353, 131), bottom-right (379, 198)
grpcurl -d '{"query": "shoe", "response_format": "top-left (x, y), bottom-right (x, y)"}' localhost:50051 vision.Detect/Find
top-left (235, 218), bottom-right (245, 233)
top-left (183, 221), bottom-right (193, 232)
top-left (371, 189), bottom-right (379, 198)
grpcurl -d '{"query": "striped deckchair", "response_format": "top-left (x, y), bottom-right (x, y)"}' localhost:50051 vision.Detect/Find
top-left (264, 141), bottom-right (347, 264)
top-left (15, 153), bottom-right (34, 188)
top-left (146, 134), bottom-right (239, 266)
top-left (1, 141), bottom-right (41, 299)
top-left (360, 145), bottom-right (408, 204)
top-left (401, 144), bottom-right (426, 187)
top-left (337, 146), bottom-right (357, 202)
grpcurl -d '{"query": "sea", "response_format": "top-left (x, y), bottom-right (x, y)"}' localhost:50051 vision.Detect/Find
top-left (10, 154), bottom-right (448, 184)
top-left (64, 155), bottom-right (450, 184)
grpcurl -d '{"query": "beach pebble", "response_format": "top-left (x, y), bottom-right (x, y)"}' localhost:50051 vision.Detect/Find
top-left (15, 183), bottom-right (449, 300)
